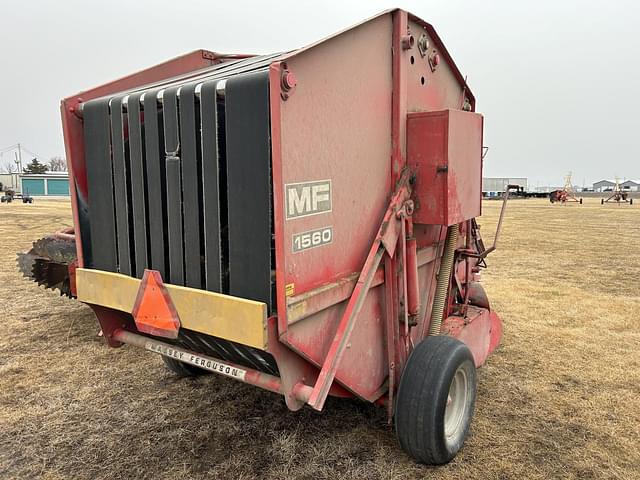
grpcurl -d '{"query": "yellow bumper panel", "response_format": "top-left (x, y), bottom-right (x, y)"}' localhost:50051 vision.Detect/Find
top-left (76, 268), bottom-right (268, 350)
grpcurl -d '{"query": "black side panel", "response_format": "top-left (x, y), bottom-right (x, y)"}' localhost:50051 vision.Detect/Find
top-left (199, 81), bottom-right (222, 292)
top-left (163, 87), bottom-right (184, 285)
top-left (178, 84), bottom-right (202, 288)
top-left (84, 98), bottom-right (117, 271)
top-left (143, 90), bottom-right (167, 278)
top-left (225, 71), bottom-right (271, 305)
top-left (127, 93), bottom-right (148, 277)
top-left (110, 97), bottom-right (131, 275)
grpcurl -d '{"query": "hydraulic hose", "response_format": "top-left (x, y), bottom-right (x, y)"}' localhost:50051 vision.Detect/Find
top-left (428, 225), bottom-right (458, 336)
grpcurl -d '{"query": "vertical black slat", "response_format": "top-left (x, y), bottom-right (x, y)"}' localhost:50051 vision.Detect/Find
top-left (74, 185), bottom-right (92, 266)
top-left (166, 158), bottom-right (183, 284)
top-left (225, 71), bottom-right (271, 305)
top-left (217, 100), bottom-right (229, 294)
top-left (83, 98), bottom-right (117, 271)
top-left (178, 84), bottom-right (202, 288)
top-left (143, 89), bottom-right (166, 278)
top-left (127, 93), bottom-right (148, 277)
top-left (163, 87), bottom-right (184, 285)
top-left (109, 97), bottom-right (132, 275)
top-left (199, 80), bottom-right (222, 292)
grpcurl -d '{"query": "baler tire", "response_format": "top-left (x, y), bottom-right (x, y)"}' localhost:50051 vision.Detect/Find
top-left (395, 336), bottom-right (477, 465)
top-left (162, 356), bottom-right (210, 377)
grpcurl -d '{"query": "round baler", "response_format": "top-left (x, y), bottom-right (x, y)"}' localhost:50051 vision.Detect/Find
top-left (25, 9), bottom-right (508, 464)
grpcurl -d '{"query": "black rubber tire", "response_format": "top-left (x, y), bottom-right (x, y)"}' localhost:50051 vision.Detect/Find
top-left (579, 198), bottom-right (583, 204)
top-left (395, 336), bottom-right (477, 464)
top-left (630, 198), bottom-right (633, 205)
top-left (161, 356), bottom-right (210, 377)
top-left (601, 198), bottom-right (604, 205)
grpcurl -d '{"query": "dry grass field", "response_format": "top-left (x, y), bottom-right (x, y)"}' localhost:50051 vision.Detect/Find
top-left (0, 198), bottom-right (638, 480)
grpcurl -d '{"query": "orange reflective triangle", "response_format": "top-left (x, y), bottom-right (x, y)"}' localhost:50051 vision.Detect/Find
top-left (132, 270), bottom-right (181, 339)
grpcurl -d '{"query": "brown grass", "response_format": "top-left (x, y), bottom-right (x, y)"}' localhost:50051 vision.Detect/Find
top-left (0, 198), bottom-right (638, 479)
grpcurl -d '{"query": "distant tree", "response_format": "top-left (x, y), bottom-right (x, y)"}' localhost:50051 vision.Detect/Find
top-left (48, 156), bottom-right (67, 172)
top-left (23, 158), bottom-right (48, 174)
top-left (0, 160), bottom-right (18, 173)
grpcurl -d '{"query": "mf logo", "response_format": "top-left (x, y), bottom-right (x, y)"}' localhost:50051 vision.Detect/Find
top-left (285, 180), bottom-right (332, 219)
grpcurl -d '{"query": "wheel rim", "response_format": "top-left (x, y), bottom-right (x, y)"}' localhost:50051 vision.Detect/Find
top-left (444, 365), bottom-right (468, 445)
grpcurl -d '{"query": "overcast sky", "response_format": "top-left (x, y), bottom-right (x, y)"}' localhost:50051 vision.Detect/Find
top-left (1, 0), bottom-right (638, 186)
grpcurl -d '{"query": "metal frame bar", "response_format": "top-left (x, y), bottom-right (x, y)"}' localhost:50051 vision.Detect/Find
top-left (112, 329), bottom-right (284, 394)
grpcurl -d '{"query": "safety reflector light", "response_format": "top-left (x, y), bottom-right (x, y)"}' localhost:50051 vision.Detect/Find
top-left (132, 270), bottom-right (181, 339)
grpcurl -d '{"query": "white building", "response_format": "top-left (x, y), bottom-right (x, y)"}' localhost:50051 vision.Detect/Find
top-left (482, 177), bottom-right (528, 197)
top-left (593, 179), bottom-right (640, 192)
top-left (620, 180), bottom-right (640, 192)
top-left (0, 173), bottom-right (20, 192)
top-left (593, 180), bottom-right (616, 192)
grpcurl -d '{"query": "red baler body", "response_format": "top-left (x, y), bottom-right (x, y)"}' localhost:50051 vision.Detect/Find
top-left (60, 9), bottom-right (501, 417)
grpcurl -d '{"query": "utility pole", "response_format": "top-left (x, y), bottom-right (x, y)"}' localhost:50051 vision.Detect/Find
top-left (13, 152), bottom-right (20, 190)
top-left (17, 143), bottom-right (23, 172)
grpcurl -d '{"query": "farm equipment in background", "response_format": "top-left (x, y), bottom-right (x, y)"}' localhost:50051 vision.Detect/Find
top-left (1, 195), bottom-right (11, 203)
top-left (24, 9), bottom-right (507, 464)
top-left (2, 189), bottom-right (34, 203)
top-left (601, 178), bottom-right (633, 205)
top-left (1, 189), bottom-right (16, 203)
top-left (17, 227), bottom-right (77, 298)
top-left (549, 172), bottom-right (582, 204)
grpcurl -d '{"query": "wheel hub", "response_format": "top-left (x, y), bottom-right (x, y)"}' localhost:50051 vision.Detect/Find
top-left (444, 366), bottom-right (468, 444)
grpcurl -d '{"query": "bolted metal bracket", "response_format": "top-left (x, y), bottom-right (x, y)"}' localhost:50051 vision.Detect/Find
top-left (280, 64), bottom-right (297, 101)
top-left (396, 199), bottom-right (415, 219)
top-left (417, 33), bottom-right (429, 57)
top-left (68, 97), bottom-right (84, 119)
top-left (428, 50), bottom-right (440, 72)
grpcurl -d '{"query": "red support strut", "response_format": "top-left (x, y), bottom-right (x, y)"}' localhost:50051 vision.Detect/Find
top-left (307, 170), bottom-right (413, 411)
